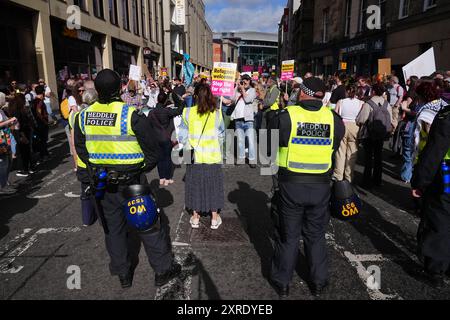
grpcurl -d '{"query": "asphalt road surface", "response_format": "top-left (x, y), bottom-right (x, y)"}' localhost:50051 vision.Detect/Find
top-left (1, 128), bottom-right (449, 300)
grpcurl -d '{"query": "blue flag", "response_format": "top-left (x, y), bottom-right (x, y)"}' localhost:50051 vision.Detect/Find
top-left (183, 53), bottom-right (195, 87)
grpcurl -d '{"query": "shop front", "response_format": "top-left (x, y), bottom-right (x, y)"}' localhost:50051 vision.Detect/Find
top-left (112, 39), bottom-right (138, 77)
top-left (51, 19), bottom-right (103, 82)
top-left (339, 36), bottom-right (386, 76)
top-left (0, 2), bottom-right (38, 86)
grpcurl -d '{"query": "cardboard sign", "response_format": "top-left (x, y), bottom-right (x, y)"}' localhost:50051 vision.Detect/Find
top-left (129, 65), bottom-right (142, 81)
top-left (211, 62), bottom-right (238, 97)
top-left (378, 58), bottom-right (391, 75)
top-left (281, 60), bottom-right (295, 81)
top-left (402, 47), bottom-right (436, 81)
top-left (340, 62), bottom-right (347, 70)
top-left (160, 67), bottom-right (168, 77)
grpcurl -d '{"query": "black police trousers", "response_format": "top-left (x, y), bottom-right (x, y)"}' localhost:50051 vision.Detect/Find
top-left (99, 175), bottom-right (173, 276)
top-left (271, 181), bottom-right (331, 287)
top-left (418, 192), bottom-right (450, 275)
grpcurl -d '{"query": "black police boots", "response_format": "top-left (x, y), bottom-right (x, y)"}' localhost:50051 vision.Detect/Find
top-left (269, 279), bottom-right (289, 299)
top-left (310, 281), bottom-right (329, 298)
top-left (119, 271), bottom-right (134, 289)
top-left (155, 262), bottom-right (182, 287)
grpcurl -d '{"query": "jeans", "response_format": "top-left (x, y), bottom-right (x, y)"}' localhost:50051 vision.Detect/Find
top-left (235, 120), bottom-right (256, 162)
top-left (0, 155), bottom-right (10, 188)
top-left (401, 122), bottom-right (415, 182)
top-left (10, 134), bottom-right (17, 155)
top-left (157, 140), bottom-right (174, 180)
top-left (363, 139), bottom-right (384, 186)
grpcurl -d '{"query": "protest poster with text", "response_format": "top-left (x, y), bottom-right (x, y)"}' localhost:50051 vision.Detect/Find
top-left (281, 60), bottom-right (295, 81)
top-left (129, 65), bottom-right (142, 81)
top-left (211, 62), bottom-right (237, 97)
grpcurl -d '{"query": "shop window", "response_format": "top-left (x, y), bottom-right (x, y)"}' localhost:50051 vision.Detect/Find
top-left (93, 0), bottom-right (104, 19)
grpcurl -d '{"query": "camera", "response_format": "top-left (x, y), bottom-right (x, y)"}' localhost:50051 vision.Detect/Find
top-left (240, 81), bottom-right (244, 86)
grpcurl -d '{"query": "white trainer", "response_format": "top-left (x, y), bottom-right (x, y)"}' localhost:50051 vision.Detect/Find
top-left (211, 217), bottom-right (222, 230)
top-left (190, 217), bottom-right (200, 229)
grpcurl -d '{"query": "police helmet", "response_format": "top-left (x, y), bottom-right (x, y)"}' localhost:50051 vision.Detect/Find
top-left (123, 185), bottom-right (159, 232)
top-left (330, 180), bottom-right (362, 220)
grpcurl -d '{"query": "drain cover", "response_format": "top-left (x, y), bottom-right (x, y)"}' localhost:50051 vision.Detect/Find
top-left (190, 217), bottom-right (249, 244)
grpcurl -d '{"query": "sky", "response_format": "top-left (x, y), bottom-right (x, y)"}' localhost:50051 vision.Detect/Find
top-left (203, 0), bottom-right (286, 34)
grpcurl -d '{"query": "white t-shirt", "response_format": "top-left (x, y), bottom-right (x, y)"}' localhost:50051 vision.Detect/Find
top-left (68, 96), bottom-right (80, 113)
top-left (231, 87), bottom-right (257, 121)
top-left (44, 86), bottom-right (51, 104)
top-left (338, 98), bottom-right (363, 122)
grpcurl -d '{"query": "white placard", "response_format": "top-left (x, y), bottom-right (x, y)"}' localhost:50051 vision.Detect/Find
top-left (129, 65), bottom-right (142, 81)
top-left (402, 47), bottom-right (436, 81)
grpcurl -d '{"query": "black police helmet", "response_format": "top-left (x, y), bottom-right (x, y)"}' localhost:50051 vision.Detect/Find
top-left (123, 184), bottom-right (152, 199)
top-left (95, 69), bottom-right (121, 103)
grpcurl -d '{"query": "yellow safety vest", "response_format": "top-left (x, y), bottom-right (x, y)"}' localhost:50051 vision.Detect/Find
top-left (182, 105), bottom-right (223, 164)
top-left (277, 105), bottom-right (334, 174)
top-left (78, 101), bottom-right (144, 166)
top-left (415, 129), bottom-right (428, 164)
top-left (69, 111), bottom-right (87, 169)
top-left (445, 149), bottom-right (450, 161)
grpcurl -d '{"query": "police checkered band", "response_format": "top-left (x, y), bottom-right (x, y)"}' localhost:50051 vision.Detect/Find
top-left (89, 153), bottom-right (144, 160)
top-left (121, 105), bottom-right (129, 136)
top-left (292, 137), bottom-right (332, 146)
top-left (80, 109), bottom-right (87, 134)
top-left (299, 83), bottom-right (316, 97)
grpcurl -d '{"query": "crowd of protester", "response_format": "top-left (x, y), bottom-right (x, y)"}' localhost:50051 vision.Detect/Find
top-left (1, 68), bottom-right (449, 219)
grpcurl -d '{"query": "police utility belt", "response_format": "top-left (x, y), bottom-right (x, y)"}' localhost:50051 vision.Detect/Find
top-left (92, 167), bottom-right (140, 186)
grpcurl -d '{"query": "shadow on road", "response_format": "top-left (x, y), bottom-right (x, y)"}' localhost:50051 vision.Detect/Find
top-left (228, 181), bottom-right (274, 280)
top-left (0, 130), bottom-right (71, 241)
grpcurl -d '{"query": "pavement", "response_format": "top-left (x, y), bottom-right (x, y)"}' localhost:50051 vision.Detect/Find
top-left (0, 128), bottom-right (449, 300)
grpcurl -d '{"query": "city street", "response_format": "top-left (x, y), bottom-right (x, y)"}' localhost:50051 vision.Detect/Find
top-left (1, 128), bottom-right (449, 300)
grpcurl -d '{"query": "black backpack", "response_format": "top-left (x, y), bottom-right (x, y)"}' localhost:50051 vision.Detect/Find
top-left (366, 99), bottom-right (392, 140)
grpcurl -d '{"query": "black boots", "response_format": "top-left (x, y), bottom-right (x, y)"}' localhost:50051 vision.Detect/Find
top-left (155, 262), bottom-right (182, 287)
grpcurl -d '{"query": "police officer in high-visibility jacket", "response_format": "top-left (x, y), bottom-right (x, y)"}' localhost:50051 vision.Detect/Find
top-left (412, 103), bottom-right (450, 289)
top-left (268, 77), bottom-right (345, 298)
top-left (73, 69), bottom-right (180, 289)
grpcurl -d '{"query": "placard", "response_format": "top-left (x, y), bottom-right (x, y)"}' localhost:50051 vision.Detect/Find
top-left (378, 58), bottom-right (391, 75)
top-left (402, 47), bottom-right (436, 81)
top-left (211, 62), bottom-right (238, 97)
top-left (129, 65), bottom-right (142, 81)
top-left (281, 60), bottom-right (295, 81)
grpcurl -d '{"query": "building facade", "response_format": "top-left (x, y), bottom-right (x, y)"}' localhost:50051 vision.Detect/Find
top-left (0, 0), bottom-right (213, 98)
top-left (215, 32), bottom-right (278, 74)
top-left (281, 0), bottom-right (450, 80)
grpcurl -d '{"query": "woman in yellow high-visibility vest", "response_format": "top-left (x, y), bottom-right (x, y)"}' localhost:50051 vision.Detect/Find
top-left (179, 84), bottom-right (225, 230)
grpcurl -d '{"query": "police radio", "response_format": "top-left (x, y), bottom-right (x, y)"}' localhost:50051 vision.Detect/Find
top-left (442, 161), bottom-right (450, 195)
top-left (331, 180), bottom-right (362, 220)
top-left (95, 169), bottom-right (108, 199)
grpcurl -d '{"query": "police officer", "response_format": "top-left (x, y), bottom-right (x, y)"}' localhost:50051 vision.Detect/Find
top-left (269, 77), bottom-right (345, 298)
top-left (73, 69), bottom-right (181, 288)
top-left (412, 103), bottom-right (450, 289)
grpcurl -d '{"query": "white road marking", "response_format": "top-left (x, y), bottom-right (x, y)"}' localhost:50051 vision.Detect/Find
top-left (325, 231), bottom-right (402, 300)
top-left (27, 170), bottom-right (75, 199)
top-left (0, 227), bottom-right (81, 274)
top-left (64, 192), bottom-right (80, 198)
top-left (0, 228), bottom-right (33, 257)
top-left (154, 210), bottom-right (192, 300)
top-left (28, 194), bottom-right (55, 199)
